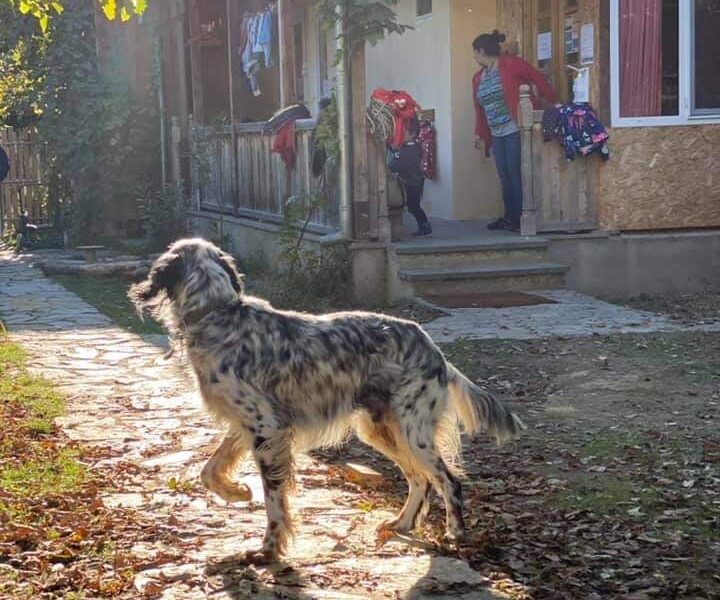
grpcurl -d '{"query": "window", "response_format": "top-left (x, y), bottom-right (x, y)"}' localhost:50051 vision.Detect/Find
top-left (416, 0), bottom-right (432, 19)
top-left (694, 0), bottom-right (720, 113)
top-left (532, 0), bottom-right (583, 103)
top-left (611, 0), bottom-right (720, 127)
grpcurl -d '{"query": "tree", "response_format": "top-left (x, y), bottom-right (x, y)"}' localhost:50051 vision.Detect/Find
top-left (7, 0), bottom-right (148, 31)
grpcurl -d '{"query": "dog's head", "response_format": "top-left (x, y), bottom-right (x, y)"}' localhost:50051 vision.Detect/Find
top-left (129, 238), bottom-right (244, 325)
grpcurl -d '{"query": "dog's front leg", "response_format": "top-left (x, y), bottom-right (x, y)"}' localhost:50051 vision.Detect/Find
top-left (243, 429), bottom-right (295, 564)
top-left (201, 430), bottom-right (252, 503)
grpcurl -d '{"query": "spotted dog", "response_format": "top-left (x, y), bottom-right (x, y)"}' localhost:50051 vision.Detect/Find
top-left (130, 238), bottom-right (525, 563)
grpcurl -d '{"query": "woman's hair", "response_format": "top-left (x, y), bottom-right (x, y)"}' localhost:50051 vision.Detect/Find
top-left (472, 30), bottom-right (506, 57)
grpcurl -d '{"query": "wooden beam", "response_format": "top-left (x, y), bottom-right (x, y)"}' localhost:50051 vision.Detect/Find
top-left (278, 0), bottom-right (294, 108)
top-left (350, 45), bottom-right (370, 240)
top-left (519, 84), bottom-right (537, 236)
top-left (187, 0), bottom-right (204, 122)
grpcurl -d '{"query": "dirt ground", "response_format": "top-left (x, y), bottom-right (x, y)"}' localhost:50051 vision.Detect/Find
top-left (318, 331), bottom-right (720, 599)
top-left (2, 258), bottom-right (718, 598)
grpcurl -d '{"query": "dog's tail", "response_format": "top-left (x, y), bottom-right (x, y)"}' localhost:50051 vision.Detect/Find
top-left (446, 363), bottom-right (526, 445)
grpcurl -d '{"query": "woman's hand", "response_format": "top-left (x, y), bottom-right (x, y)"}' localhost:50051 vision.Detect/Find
top-left (474, 136), bottom-right (483, 150)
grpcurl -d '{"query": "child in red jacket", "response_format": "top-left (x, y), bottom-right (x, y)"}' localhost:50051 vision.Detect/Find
top-left (472, 31), bottom-right (555, 232)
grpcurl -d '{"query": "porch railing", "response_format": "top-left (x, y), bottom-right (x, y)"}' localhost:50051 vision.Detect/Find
top-left (518, 84), bottom-right (597, 235)
top-left (189, 119), bottom-right (339, 231)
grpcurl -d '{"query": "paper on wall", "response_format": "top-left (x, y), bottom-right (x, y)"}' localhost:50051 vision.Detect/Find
top-left (537, 31), bottom-right (552, 61)
top-left (581, 23), bottom-right (594, 64)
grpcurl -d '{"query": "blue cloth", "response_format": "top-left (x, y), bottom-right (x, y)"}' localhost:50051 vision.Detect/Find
top-left (477, 67), bottom-right (518, 137)
top-left (491, 132), bottom-right (523, 223)
top-left (254, 10), bottom-right (274, 68)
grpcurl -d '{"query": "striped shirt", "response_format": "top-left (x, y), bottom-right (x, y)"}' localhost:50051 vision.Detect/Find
top-left (477, 66), bottom-right (519, 137)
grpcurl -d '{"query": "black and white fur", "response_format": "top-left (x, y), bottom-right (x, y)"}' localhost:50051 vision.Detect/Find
top-left (130, 238), bottom-right (525, 562)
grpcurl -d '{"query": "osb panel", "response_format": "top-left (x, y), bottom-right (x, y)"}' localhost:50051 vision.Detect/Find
top-left (597, 125), bottom-right (720, 230)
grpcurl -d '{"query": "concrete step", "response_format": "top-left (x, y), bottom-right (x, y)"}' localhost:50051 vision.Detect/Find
top-left (398, 261), bottom-right (568, 296)
top-left (393, 238), bottom-right (550, 270)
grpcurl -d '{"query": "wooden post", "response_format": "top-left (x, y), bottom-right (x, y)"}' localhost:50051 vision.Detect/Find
top-left (188, 0), bottom-right (204, 123)
top-left (188, 115), bottom-right (201, 210)
top-left (519, 84), bottom-right (537, 236)
top-left (278, 0), bottom-right (294, 108)
top-left (225, 0), bottom-right (239, 211)
top-left (170, 116), bottom-right (182, 186)
top-left (351, 45), bottom-right (370, 240)
top-left (375, 142), bottom-right (392, 243)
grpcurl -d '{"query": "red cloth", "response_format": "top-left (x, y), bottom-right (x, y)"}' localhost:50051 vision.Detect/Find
top-left (418, 121), bottom-right (436, 180)
top-left (371, 89), bottom-right (421, 148)
top-left (619, 0), bottom-right (662, 117)
top-left (473, 55), bottom-right (556, 156)
top-left (272, 120), bottom-right (296, 169)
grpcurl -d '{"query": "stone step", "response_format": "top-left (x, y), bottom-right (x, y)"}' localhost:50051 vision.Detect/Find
top-left (398, 261), bottom-right (568, 296)
top-left (393, 238), bottom-right (550, 270)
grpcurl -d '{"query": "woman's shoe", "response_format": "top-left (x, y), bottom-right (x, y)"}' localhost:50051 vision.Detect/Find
top-left (487, 217), bottom-right (509, 230)
top-left (413, 222), bottom-right (433, 236)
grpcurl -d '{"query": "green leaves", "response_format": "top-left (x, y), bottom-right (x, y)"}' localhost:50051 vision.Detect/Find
top-left (11, 0), bottom-right (148, 30)
top-left (317, 0), bottom-right (410, 60)
top-left (15, 0), bottom-right (64, 32)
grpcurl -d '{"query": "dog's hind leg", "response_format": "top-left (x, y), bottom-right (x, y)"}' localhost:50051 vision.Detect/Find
top-left (201, 429), bottom-right (252, 503)
top-left (397, 390), bottom-right (466, 541)
top-left (246, 428), bottom-right (295, 563)
top-left (356, 414), bottom-right (431, 536)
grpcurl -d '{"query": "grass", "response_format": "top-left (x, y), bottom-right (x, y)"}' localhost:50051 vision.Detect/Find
top-left (0, 335), bottom-right (85, 494)
top-left (556, 476), bottom-right (662, 516)
top-left (50, 273), bottom-right (164, 335)
top-left (0, 447), bottom-right (85, 496)
top-left (0, 340), bottom-right (65, 435)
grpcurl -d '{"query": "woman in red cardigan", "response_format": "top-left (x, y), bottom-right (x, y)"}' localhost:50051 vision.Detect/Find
top-left (473, 31), bottom-right (555, 232)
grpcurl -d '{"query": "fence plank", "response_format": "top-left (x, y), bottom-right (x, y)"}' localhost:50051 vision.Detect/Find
top-left (191, 122), bottom-right (338, 229)
top-left (0, 127), bottom-right (49, 235)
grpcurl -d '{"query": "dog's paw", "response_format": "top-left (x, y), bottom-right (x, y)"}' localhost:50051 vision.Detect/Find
top-left (375, 519), bottom-right (408, 545)
top-left (238, 549), bottom-right (277, 565)
top-left (209, 481), bottom-right (252, 504)
top-left (443, 528), bottom-right (467, 544)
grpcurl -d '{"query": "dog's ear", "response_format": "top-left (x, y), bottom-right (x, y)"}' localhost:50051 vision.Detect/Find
top-left (129, 251), bottom-right (185, 306)
top-left (216, 251), bottom-right (244, 295)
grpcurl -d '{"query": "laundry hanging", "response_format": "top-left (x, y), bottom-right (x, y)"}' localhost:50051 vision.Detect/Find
top-left (238, 2), bottom-right (277, 97)
top-left (272, 121), bottom-right (296, 170)
top-left (542, 103), bottom-right (610, 162)
top-left (418, 121), bottom-right (437, 181)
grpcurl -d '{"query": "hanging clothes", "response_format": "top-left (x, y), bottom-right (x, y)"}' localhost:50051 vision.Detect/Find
top-left (542, 103), bottom-right (610, 162)
top-left (272, 121), bottom-right (296, 169)
top-left (239, 5), bottom-right (277, 98)
top-left (417, 121), bottom-right (437, 180)
top-left (371, 89), bottom-right (421, 148)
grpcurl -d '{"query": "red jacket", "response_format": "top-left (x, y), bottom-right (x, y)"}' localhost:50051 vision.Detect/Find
top-left (473, 55), bottom-right (556, 155)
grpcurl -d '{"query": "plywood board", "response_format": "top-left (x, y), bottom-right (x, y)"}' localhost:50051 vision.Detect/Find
top-left (597, 125), bottom-right (720, 230)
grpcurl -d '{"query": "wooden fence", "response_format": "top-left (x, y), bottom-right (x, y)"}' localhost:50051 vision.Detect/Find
top-left (189, 120), bottom-right (339, 230)
top-left (0, 127), bottom-right (49, 236)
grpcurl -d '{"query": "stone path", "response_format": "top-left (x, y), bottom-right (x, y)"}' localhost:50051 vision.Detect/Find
top-left (0, 252), bottom-right (511, 600)
top-left (423, 290), bottom-right (720, 343)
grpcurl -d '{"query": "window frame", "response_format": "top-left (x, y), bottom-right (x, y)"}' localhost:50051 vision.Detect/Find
top-left (416, 0), bottom-right (432, 21)
top-left (610, 0), bottom-right (720, 128)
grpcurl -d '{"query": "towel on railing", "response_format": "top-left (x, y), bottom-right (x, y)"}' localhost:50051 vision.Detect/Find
top-left (272, 121), bottom-right (296, 170)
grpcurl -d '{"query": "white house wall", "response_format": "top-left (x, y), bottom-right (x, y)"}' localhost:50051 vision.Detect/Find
top-left (450, 0), bottom-right (502, 220)
top-left (365, 0), bottom-right (454, 219)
